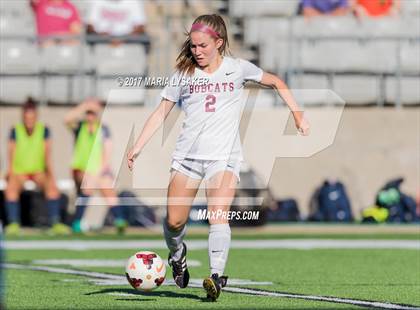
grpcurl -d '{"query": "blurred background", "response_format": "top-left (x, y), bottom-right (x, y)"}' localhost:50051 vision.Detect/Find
top-left (0, 0), bottom-right (419, 234)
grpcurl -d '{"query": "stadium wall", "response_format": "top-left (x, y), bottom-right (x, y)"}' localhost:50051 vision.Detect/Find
top-left (0, 106), bottom-right (418, 219)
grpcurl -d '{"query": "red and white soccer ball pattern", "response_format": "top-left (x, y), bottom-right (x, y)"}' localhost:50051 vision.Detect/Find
top-left (125, 251), bottom-right (166, 291)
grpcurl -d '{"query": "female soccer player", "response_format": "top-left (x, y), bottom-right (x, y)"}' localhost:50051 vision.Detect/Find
top-left (127, 14), bottom-right (309, 301)
top-left (5, 100), bottom-right (70, 235)
top-left (64, 99), bottom-right (127, 234)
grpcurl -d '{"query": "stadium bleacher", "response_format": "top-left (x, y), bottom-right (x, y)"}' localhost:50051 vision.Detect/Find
top-left (94, 44), bottom-right (147, 76)
top-left (400, 0), bottom-right (420, 16)
top-left (0, 0), bottom-right (150, 105)
top-left (0, 0), bottom-right (33, 19)
top-left (42, 44), bottom-right (91, 74)
top-left (45, 76), bottom-right (93, 105)
top-left (229, 0), bottom-right (297, 18)
top-left (231, 1), bottom-right (420, 106)
top-left (386, 76), bottom-right (420, 105)
top-left (0, 77), bottom-right (41, 104)
top-left (0, 14), bottom-right (35, 37)
top-left (71, 0), bottom-right (90, 20)
top-left (0, 40), bottom-right (40, 74)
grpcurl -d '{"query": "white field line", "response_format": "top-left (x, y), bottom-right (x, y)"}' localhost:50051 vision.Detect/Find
top-left (4, 239), bottom-right (420, 250)
top-left (223, 287), bottom-right (420, 310)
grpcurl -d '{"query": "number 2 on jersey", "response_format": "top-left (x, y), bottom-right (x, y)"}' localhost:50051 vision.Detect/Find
top-left (205, 95), bottom-right (216, 112)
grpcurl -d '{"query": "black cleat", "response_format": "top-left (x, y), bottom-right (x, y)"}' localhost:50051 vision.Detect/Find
top-left (203, 273), bottom-right (228, 301)
top-left (168, 242), bottom-right (189, 288)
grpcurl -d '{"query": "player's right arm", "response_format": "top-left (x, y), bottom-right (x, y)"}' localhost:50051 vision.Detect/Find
top-left (127, 98), bottom-right (176, 170)
top-left (64, 100), bottom-right (101, 129)
top-left (64, 105), bottom-right (86, 129)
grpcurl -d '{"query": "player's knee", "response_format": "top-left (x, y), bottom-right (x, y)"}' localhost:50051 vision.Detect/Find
top-left (45, 186), bottom-right (60, 200)
top-left (5, 187), bottom-right (19, 201)
top-left (165, 217), bottom-right (186, 232)
top-left (5, 184), bottom-right (20, 200)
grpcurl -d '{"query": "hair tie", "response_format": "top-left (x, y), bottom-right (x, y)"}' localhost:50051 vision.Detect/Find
top-left (190, 23), bottom-right (220, 38)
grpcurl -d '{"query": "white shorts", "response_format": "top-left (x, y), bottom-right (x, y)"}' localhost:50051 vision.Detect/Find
top-left (170, 157), bottom-right (242, 183)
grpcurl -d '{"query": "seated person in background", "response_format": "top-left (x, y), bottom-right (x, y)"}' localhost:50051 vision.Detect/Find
top-left (64, 99), bottom-right (127, 234)
top-left (300, 0), bottom-right (350, 17)
top-left (352, 0), bottom-right (400, 17)
top-left (4, 100), bottom-right (70, 235)
top-left (30, 0), bottom-right (82, 45)
top-left (87, 0), bottom-right (146, 45)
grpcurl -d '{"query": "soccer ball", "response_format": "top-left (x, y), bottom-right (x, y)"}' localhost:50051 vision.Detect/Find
top-left (125, 251), bottom-right (166, 291)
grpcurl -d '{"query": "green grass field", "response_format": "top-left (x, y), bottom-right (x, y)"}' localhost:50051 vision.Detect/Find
top-left (3, 228), bottom-right (420, 309)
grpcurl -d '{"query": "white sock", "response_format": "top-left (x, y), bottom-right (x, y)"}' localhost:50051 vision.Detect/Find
top-left (208, 223), bottom-right (231, 276)
top-left (163, 220), bottom-right (186, 261)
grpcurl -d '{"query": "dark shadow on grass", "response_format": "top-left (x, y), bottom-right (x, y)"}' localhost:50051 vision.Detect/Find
top-left (85, 287), bottom-right (205, 301)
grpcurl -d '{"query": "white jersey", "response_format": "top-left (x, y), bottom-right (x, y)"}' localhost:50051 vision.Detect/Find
top-left (161, 56), bottom-right (263, 161)
top-left (88, 0), bottom-right (147, 36)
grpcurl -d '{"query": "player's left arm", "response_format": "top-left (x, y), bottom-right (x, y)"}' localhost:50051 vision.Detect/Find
top-left (259, 72), bottom-right (310, 135)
